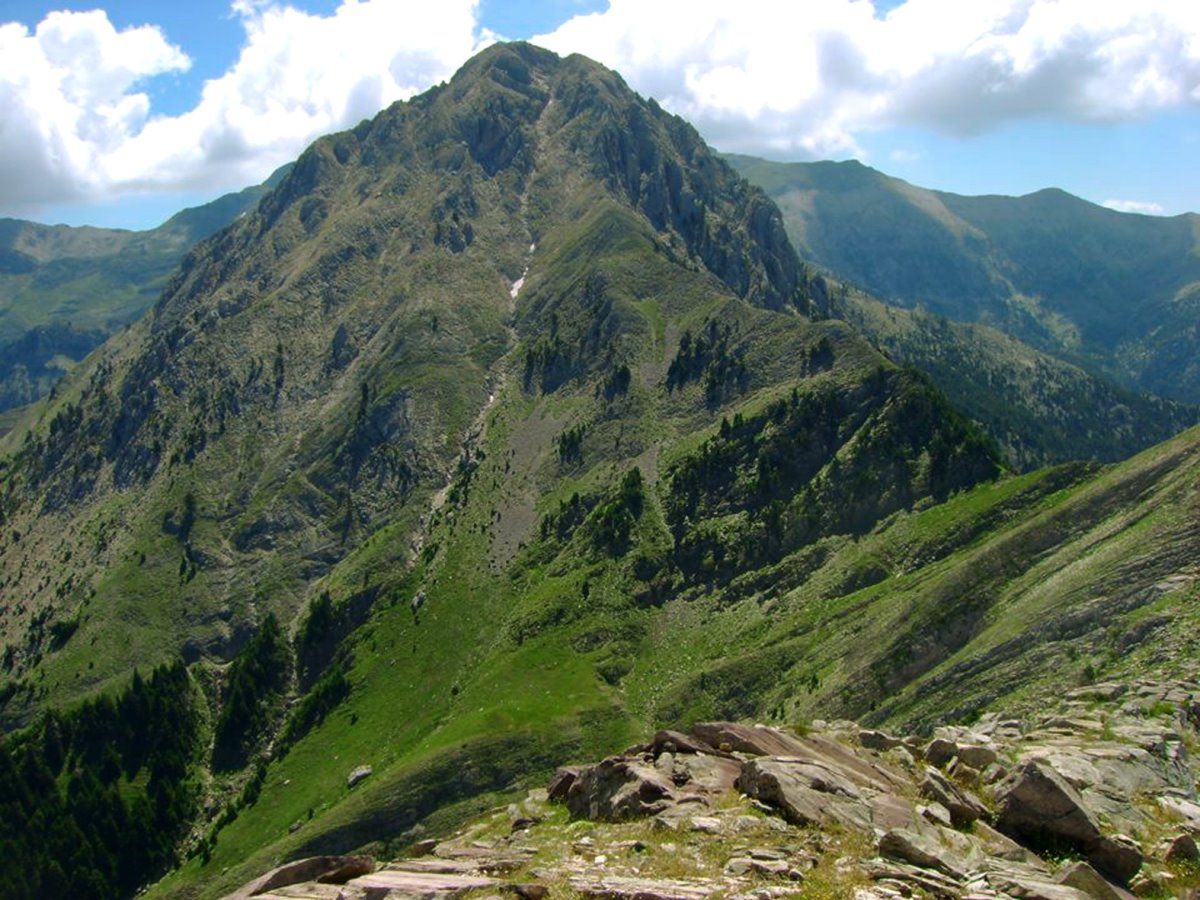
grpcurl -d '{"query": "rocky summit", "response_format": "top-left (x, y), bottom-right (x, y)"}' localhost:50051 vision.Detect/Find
top-left (222, 676), bottom-right (1200, 899)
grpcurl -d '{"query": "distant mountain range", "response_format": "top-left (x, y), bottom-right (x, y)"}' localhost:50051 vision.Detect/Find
top-left (728, 155), bottom-right (1200, 404)
top-left (0, 167), bottom-right (289, 416)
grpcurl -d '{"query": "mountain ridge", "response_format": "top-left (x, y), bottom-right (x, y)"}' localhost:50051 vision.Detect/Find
top-left (728, 154), bottom-right (1200, 403)
top-left (0, 167), bottom-right (290, 416)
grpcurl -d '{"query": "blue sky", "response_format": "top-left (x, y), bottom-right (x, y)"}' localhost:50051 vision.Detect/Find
top-left (1, 0), bottom-right (1197, 229)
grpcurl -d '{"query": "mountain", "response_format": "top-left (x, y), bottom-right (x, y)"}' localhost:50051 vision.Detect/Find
top-left (0, 43), bottom-right (1196, 899)
top-left (0, 168), bottom-right (289, 417)
top-left (728, 155), bottom-right (1200, 404)
top-left (830, 284), bottom-right (1198, 471)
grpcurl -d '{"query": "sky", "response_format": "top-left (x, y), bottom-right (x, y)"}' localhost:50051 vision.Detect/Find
top-left (0, 0), bottom-right (1197, 230)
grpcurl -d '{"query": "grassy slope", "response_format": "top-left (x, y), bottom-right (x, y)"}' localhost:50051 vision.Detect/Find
top-left (725, 156), bottom-right (1199, 468)
top-left (836, 288), bottom-right (1198, 471)
top-left (152, 203), bottom-right (1198, 897)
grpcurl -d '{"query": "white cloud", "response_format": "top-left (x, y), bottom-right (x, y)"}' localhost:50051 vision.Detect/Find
top-left (534, 0), bottom-right (1200, 159)
top-left (0, 1), bottom-right (484, 212)
top-left (0, 12), bottom-right (190, 206)
top-left (3, 0), bottom-right (1199, 215)
top-left (1102, 199), bottom-right (1166, 215)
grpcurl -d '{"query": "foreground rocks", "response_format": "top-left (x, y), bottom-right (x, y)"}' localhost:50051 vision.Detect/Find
top-left (222, 677), bottom-right (1200, 899)
top-left (551, 678), bottom-right (1200, 897)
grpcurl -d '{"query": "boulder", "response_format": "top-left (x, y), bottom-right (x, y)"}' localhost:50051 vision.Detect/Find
top-left (568, 875), bottom-right (718, 900)
top-left (347, 765), bottom-right (373, 789)
top-left (877, 824), bottom-right (984, 881)
top-left (994, 760), bottom-right (1144, 883)
top-left (994, 761), bottom-right (1103, 847)
top-left (1087, 834), bottom-right (1142, 886)
top-left (566, 758), bottom-right (676, 821)
top-left (345, 868), bottom-right (498, 898)
top-left (316, 857), bottom-right (375, 884)
top-left (220, 855), bottom-right (375, 899)
top-left (869, 792), bottom-right (919, 832)
top-left (737, 757), bottom-right (872, 830)
top-left (411, 839), bottom-right (439, 857)
top-left (689, 816), bottom-right (721, 834)
top-left (651, 730), bottom-right (720, 757)
top-left (864, 858), bottom-right (968, 897)
top-left (923, 738), bottom-right (958, 768)
top-left (691, 722), bottom-right (806, 757)
top-left (982, 870), bottom-right (1093, 899)
top-left (1164, 832), bottom-right (1200, 864)
top-left (972, 820), bottom-right (1042, 864)
top-left (1054, 860), bottom-right (1135, 900)
top-left (548, 766), bottom-right (583, 802)
top-left (859, 730), bottom-right (902, 752)
top-left (918, 802), bottom-right (952, 828)
top-left (1158, 795), bottom-right (1200, 831)
top-left (664, 753), bottom-right (741, 795)
top-left (919, 767), bottom-right (989, 827)
top-left (505, 883), bottom-right (550, 900)
top-left (956, 744), bottom-right (998, 770)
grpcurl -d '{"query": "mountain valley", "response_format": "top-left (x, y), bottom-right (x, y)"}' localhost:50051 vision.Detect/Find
top-left (0, 42), bottom-right (1196, 900)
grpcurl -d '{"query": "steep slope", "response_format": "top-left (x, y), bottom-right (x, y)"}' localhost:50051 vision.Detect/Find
top-left (4, 43), bottom-right (1196, 900)
top-left (0, 169), bottom-right (288, 414)
top-left (150, 389), bottom-right (1198, 898)
top-left (832, 286), bottom-right (1198, 470)
top-left (0, 42), bottom-right (834, 716)
top-left (730, 155), bottom-right (1200, 404)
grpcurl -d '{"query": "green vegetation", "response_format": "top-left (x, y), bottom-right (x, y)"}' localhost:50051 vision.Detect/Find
top-left (837, 288), bottom-right (1198, 470)
top-left (0, 662), bottom-right (201, 899)
top-left (0, 168), bottom-right (288, 414)
top-left (211, 615), bottom-right (290, 772)
top-left (729, 154), bottom-right (1200, 460)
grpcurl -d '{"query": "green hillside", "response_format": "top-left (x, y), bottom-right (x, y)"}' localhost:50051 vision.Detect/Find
top-left (730, 154), bottom-right (1200, 404)
top-left (833, 287), bottom-right (1197, 470)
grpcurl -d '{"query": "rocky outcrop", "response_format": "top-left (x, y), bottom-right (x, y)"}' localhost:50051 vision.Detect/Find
top-left (993, 760), bottom-right (1143, 883)
top-left (220, 855), bottom-right (375, 899)
top-left (565, 757), bottom-right (677, 821)
top-left (222, 677), bottom-right (1199, 900)
top-left (558, 679), bottom-right (1200, 895)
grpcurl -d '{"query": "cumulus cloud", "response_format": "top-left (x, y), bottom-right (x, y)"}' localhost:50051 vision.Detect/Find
top-left (3, 0), bottom-right (1198, 214)
top-left (1102, 199), bottom-right (1166, 215)
top-left (0, 1), bottom-right (484, 211)
top-left (0, 12), bottom-right (190, 206)
top-left (535, 0), bottom-right (1200, 158)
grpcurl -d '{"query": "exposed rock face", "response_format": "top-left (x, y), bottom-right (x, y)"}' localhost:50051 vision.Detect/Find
top-left (220, 855), bottom-right (375, 899)
top-left (995, 760), bottom-right (1103, 845)
top-left (919, 766), bottom-right (988, 828)
top-left (554, 680), bottom-right (1200, 895)
top-left (565, 757), bottom-right (677, 820)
